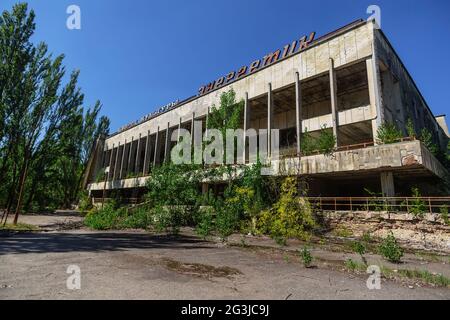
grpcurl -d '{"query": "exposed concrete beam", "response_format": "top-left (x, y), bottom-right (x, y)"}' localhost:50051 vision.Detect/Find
top-left (243, 92), bottom-right (250, 163)
top-left (108, 144), bottom-right (115, 181)
top-left (164, 122), bottom-right (170, 163)
top-left (329, 58), bottom-right (339, 147)
top-left (153, 126), bottom-right (159, 167)
top-left (119, 139), bottom-right (127, 179)
top-left (381, 171), bottom-right (395, 197)
top-left (267, 83), bottom-right (273, 158)
top-left (142, 130), bottom-right (151, 175)
top-left (135, 133), bottom-right (141, 174)
top-left (295, 72), bottom-right (302, 156)
top-left (113, 142), bottom-right (121, 181)
top-left (127, 137), bottom-right (134, 176)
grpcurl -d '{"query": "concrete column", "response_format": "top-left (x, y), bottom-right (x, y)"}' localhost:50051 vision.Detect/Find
top-left (135, 133), bottom-right (141, 174)
top-left (366, 57), bottom-right (383, 144)
top-left (381, 171), bottom-right (395, 197)
top-left (142, 130), bottom-right (151, 175)
top-left (127, 137), bottom-right (134, 176)
top-left (153, 127), bottom-right (160, 167)
top-left (108, 143), bottom-right (115, 181)
top-left (191, 112), bottom-right (195, 146)
top-left (267, 83), bottom-right (273, 158)
top-left (243, 92), bottom-right (250, 163)
top-left (164, 122), bottom-right (170, 163)
top-left (113, 142), bottom-right (121, 181)
top-left (119, 139), bottom-right (127, 179)
top-left (205, 108), bottom-right (210, 138)
top-left (295, 72), bottom-right (302, 156)
top-left (177, 117), bottom-right (182, 142)
top-left (329, 58), bottom-right (339, 147)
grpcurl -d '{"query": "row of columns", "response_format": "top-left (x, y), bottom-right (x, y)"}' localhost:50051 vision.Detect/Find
top-left (102, 57), bottom-right (381, 181)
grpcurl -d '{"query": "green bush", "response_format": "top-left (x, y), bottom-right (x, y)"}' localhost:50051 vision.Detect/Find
top-left (299, 246), bottom-right (313, 268)
top-left (376, 122), bottom-right (402, 144)
top-left (409, 187), bottom-right (426, 217)
top-left (84, 203), bottom-right (123, 230)
top-left (119, 206), bottom-right (152, 229)
top-left (378, 232), bottom-right (403, 263)
top-left (78, 191), bottom-right (93, 213)
top-left (195, 206), bottom-right (214, 238)
top-left (440, 205), bottom-right (449, 225)
top-left (352, 241), bottom-right (367, 265)
top-left (257, 177), bottom-right (316, 244)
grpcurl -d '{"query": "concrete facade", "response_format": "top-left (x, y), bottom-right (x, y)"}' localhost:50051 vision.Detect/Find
top-left (84, 19), bottom-right (449, 200)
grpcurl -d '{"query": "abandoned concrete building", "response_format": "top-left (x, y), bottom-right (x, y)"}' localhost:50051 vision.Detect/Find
top-left (84, 19), bottom-right (449, 203)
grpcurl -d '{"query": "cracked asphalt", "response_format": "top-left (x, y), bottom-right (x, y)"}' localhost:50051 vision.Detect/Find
top-left (0, 214), bottom-right (449, 299)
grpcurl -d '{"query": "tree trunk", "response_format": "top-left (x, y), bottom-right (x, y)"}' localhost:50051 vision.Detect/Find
top-left (13, 160), bottom-right (29, 225)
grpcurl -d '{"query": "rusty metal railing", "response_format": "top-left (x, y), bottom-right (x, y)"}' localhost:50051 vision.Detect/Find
top-left (306, 196), bottom-right (450, 214)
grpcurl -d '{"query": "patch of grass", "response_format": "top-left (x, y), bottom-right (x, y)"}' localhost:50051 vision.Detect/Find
top-left (0, 223), bottom-right (38, 231)
top-left (299, 246), bottom-right (313, 268)
top-left (378, 232), bottom-right (403, 263)
top-left (333, 226), bottom-right (353, 238)
top-left (344, 259), bottom-right (366, 272)
top-left (343, 260), bottom-right (450, 288)
top-left (381, 266), bottom-right (450, 288)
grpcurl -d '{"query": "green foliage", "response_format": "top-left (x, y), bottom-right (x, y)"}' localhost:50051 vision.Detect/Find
top-left (408, 187), bottom-right (426, 217)
top-left (316, 125), bottom-right (336, 155)
top-left (361, 231), bottom-right (373, 243)
top-left (406, 118), bottom-right (416, 138)
top-left (378, 232), bottom-right (404, 263)
top-left (301, 126), bottom-right (336, 156)
top-left (257, 177), bottom-right (316, 244)
top-left (78, 191), bottom-right (93, 212)
top-left (195, 206), bottom-right (215, 238)
top-left (352, 241), bottom-right (367, 265)
top-left (84, 203), bottom-right (123, 230)
top-left (376, 122), bottom-right (402, 144)
top-left (345, 259), bottom-right (366, 272)
top-left (0, 3), bottom-right (110, 216)
top-left (419, 127), bottom-right (439, 156)
top-left (352, 241), bottom-right (366, 256)
top-left (440, 205), bottom-right (449, 225)
top-left (299, 246), bottom-right (313, 268)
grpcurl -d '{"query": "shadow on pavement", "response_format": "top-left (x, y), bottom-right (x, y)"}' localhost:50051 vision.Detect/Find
top-left (0, 232), bottom-right (210, 255)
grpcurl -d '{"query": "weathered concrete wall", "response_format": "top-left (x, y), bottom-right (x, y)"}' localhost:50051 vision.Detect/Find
top-left (323, 211), bottom-right (450, 253)
top-left (104, 22), bottom-right (374, 149)
top-left (374, 30), bottom-right (449, 151)
top-left (273, 140), bottom-right (446, 177)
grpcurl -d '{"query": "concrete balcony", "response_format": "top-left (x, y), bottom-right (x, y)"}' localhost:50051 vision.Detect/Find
top-left (87, 140), bottom-right (447, 192)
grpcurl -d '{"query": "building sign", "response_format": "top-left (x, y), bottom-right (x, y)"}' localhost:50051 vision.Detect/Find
top-left (198, 31), bottom-right (316, 96)
top-left (118, 100), bottom-right (180, 133)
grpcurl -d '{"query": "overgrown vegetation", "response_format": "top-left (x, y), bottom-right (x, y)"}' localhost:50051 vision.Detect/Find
top-left (301, 125), bottom-right (336, 156)
top-left (0, 4), bottom-right (109, 225)
top-left (378, 232), bottom-right (404, 263)
top-left (376, 122), bottom-right (402, 144)
top-left (299, 246), bottom-right (313, 268)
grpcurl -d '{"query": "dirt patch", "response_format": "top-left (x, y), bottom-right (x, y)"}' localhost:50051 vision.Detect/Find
top-left (161, 258), bottom-right (242, 280)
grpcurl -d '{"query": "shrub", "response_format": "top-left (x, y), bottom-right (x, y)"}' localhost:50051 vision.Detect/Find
top-left (420, 127), bottom-right (439, 156)
top-left (257, 177), bottom-right (316, 244)
top-left (195, 206), bottom-right (214, 239)
top-left (299, 246), bottom-right (313, 268)
top-left (352, 241), bottom-right (367, 265)
top-left (440, 205), bottom-right (449, 225)
top-left (406, 118), bottom-right (416, 139)
top-left (316, 125), bottom-right (336, 155)
top-left (84, 203), bottom-right (123, 230)
top-left (361, 231), bottom-right (373, 243)
top-left (378, 232), bottom-right (403, 263)
top-left (119, 206), bottom-right (152, 229)
top-left (409, 187), bottom-right (426, 217)
top-left (78, 191), bottom-right (93, 213)
top-left (376, 122), bottom-right (402, 144)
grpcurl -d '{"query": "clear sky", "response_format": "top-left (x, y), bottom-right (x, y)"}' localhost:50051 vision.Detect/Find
top-left (1, 0), bottom-right (449, 132)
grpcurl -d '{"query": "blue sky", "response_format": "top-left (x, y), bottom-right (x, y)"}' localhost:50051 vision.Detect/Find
top-left (1, 0), bottom-right (449, 132)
